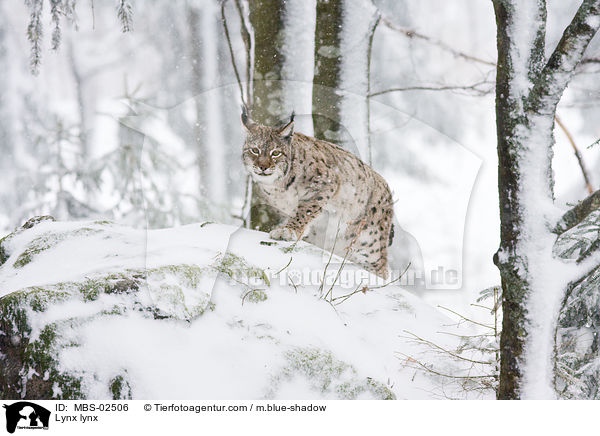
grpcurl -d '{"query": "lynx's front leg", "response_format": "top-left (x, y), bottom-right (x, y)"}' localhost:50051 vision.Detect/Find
top-left (269, 163), bottom-right (338, 241)
top-left (269, 196), bottom-right (331, 241)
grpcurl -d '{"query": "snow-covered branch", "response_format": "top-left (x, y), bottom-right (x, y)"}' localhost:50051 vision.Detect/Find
top-left (527, 0), bottom-right (600, 115)
top-left (554, 189), bottom-right (600, 235)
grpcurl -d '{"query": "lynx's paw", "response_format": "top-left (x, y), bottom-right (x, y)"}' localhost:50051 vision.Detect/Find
top-left (269, 226), bottom-right (297, 241)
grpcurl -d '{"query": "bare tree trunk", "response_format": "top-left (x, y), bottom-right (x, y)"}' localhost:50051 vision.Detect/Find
top-left (66, 41), bottom-right (89, 160)
top-left (248, 0), bottom-right (286, 125)
top-left (248, 0), bottom-right (287, 231)
top-left (187, 5), bottom-right (209, 197)
top-left (312, 0), bottom-right (343, 143)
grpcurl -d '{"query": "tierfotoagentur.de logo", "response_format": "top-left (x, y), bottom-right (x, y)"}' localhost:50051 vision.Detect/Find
top-left (2, 402), bottom-right (50, 434)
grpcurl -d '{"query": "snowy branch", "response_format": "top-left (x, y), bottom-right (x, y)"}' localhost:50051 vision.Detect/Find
top-left (527, 0), bottom-right (600, 115)
top-left (580, 56), bottom-right (600, 64)
top-left (117, 0), bottom-right (133, 33)
top-left (554, 189), bottom-right (600, 234)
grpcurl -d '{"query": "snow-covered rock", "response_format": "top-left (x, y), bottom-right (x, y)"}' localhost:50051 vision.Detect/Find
top-left (0, 217), bottom-right (472, 399)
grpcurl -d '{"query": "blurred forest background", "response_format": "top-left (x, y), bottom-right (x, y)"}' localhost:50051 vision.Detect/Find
top-left (0, 0), bottom-right (599, 305)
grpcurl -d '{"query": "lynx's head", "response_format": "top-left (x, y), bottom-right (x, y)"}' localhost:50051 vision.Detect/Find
top-left (241, 107), bottom-right (294, 184)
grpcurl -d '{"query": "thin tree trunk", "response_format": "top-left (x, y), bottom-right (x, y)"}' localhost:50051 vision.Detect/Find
top-left (249, 0), bottom-right (286, 125)
top-left (66, 41), bottom-right (89, 160)
top-left (312, 0), bottom-right (343, 143)
top-left (187, 5), bottom-right (209, 197)
top-left (248, 0), bottom-right (287, 231)
top-left (366, 14), bottom-right (380, 166)
top-left (492, 0), bottom-right (548, 399)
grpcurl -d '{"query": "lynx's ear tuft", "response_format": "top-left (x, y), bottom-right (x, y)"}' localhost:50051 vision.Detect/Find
top-left (241, 104), bottom-right (256, 132)
top-left (277, 111), bottom-right (295, 140)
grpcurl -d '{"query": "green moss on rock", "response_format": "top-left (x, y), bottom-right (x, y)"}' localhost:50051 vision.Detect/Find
top-left (0, 233), bottom-right (12, 266)
top-left (214, 252), bottom-right (270, 286)
top-left (150, 264), bottom-right (206, 289)
top-left (110, 374), bottom-right (132, 400)
top-left (0, 260), bottom-right (218, 399)
top-left (269, 347), bottom-right (396, 400)
top-left (13, 228), bottom-right (103, 269)
top-left (245, 289), bottom-right (268, 303)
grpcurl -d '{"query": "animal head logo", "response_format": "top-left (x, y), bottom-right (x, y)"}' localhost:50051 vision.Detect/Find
top-left (2, 402), bottom-right (50, 434)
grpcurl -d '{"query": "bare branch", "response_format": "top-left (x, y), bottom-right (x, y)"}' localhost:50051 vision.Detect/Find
top-left (366, 13), bottom-right (381, 166)
top-left (369, 80), bottom-right (494, 98)
top-left (555, 115), bottom-right (594, 194)
top-left (397, 352), bottom-right (496, 380)
top-left (233, 0), bottom-right (252, 105)
top-left (379, 17), bottom-right (496, 67)
top-left (401, 331), bottom-right (494, 365)
top-left (581, 57), bottom-right (600, 64)
top-left (438, 305), bottom-right (495, 330)
top-left (220, 0), bottom-right (247, 107)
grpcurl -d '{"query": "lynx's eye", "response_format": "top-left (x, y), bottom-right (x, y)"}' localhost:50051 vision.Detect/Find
top-left (271, 150), bottom-right (282, 158)
top-left (249, 147), bottom-right (260, 156)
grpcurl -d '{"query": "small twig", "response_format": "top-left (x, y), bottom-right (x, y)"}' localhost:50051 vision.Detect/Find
top-left (369, 80), bottom-right (494, 98)
top-left (233, 0), bottom-right (252, 105)
top-left (366, 13), bottom-right (381, 166)
top-left (396, 352), bottom-right (496, 380)
top-left (401, 331), bottom-right (493, 365)
top-left (470, 303), bottom-right (493, 311)
top-left (322, 295), bottom-right (340, 316)
top-left (437, 331), bottom-right (496, 338)
top-left (318, 222), bottom-right (341, 296)
top-left (555, 115), bottom-right (594, 194)
top-left (369, 262), bottom-right (411, 290)
top-left (323, 248), bottom-right (351, 302)
top-left (220, 0), bottom-right (246, 107)
top-left (379, 17), bottom-right (496, 67)
top-left (331, 281), bottom-right (367, 305)
top-left (332, 262), bottom-right (410, 306)
top-left (437, 305), bottom-right (495, 330)
top-left (580, 57), bottom-right (600, 64)
top-left (274, 257), bottom-right (293, 276)
top-left (90, 0), bottom-right (96, 30)
top-left (240, 175), bottom-right (252, 228)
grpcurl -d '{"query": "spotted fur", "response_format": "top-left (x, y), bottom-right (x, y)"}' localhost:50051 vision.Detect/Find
top-left (242, 110), bottom-right (394, 278)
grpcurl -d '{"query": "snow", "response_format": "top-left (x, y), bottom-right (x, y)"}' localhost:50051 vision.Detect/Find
top-left (586, 15), bottom-right (600, 30)
top-left (506, 1), bottom-right (543, 104)
top-left (0, 220), bottom-right (493, 399)
top-left (514, 111), bottom-right (566, 399)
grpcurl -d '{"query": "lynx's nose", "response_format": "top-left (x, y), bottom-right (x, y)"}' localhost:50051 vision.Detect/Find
top-left (257, 160), bottom-right (271, 171)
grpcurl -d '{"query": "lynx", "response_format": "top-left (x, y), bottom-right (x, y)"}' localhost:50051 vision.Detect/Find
top-left (241, 108), bottom-right (394, 278)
